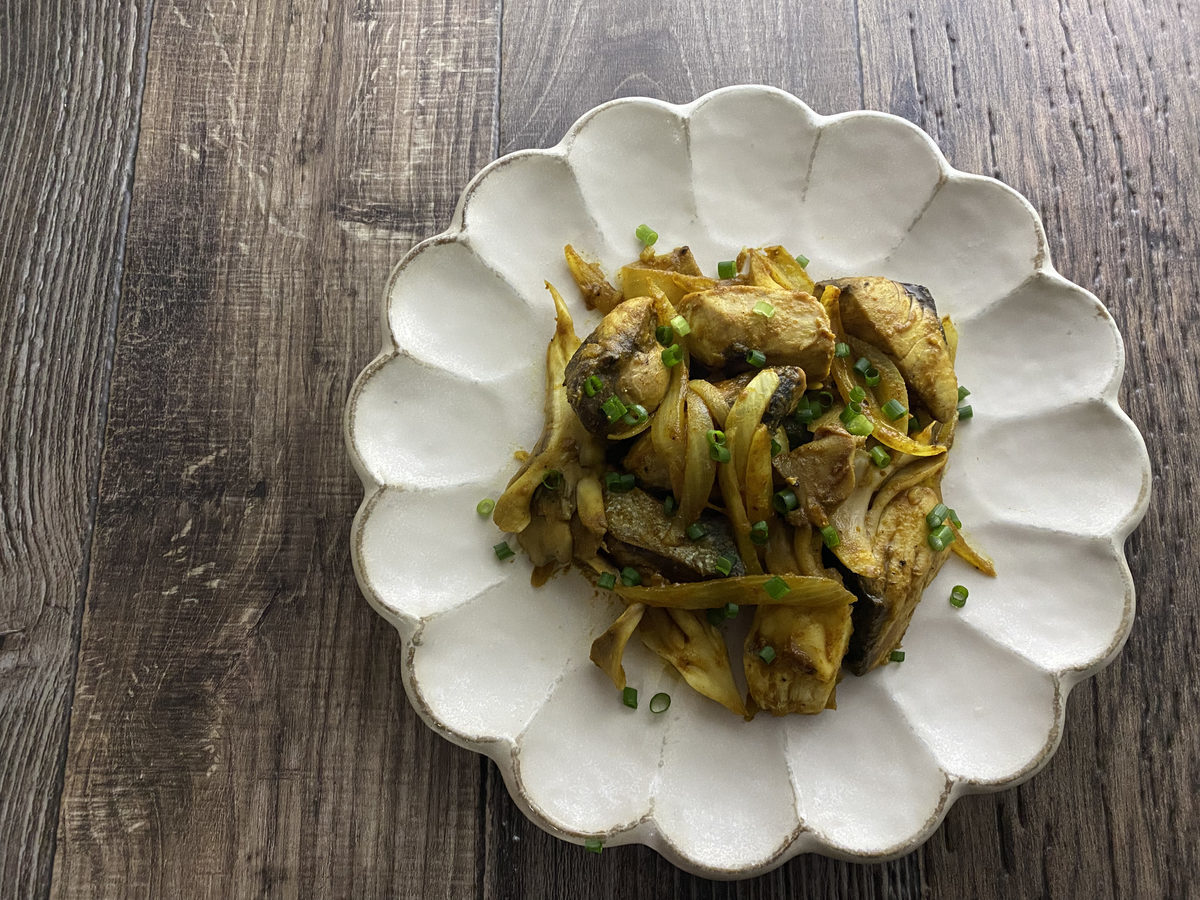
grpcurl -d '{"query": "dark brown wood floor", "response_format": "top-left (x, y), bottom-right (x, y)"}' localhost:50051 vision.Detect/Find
top-left (2, 0), bottom-right (1196, 897)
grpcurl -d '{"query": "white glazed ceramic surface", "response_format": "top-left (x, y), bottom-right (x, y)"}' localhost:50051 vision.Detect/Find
top-left (345, 86), bottom-right (1151, 877)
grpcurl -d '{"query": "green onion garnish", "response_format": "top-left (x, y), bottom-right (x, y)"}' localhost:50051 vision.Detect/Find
top-left (869, 446), bottom-right (891, 468)
top-left (958, 385), bottom-right (971, 401)
top-left (622, 686), bottom-right (638, 708)
top-left (584, 375), bottom-right (604, 397)
top-left (723, 602), bottom-right (739, 619)
top-left (649, 692), bottom-right (671, 713)
top-left (795, 253), bottom-right (809, 267)
top-left (853, 357), bottom-right (871, 376)
top-left (845, 414), bottom-right (874, 436)
top-left (753, 299), bottom-right (775, 318)
top-left (706, 607), bottom-right (725, 627)
top-left (928, 524), bottom-right (955, 552)
top-left (763, 576), bottom-right (791, 600)
top-left (908, 415), bottom-right (922, 433)
top-left (707, 429), bottom-right (731, 463)
top-left (541, 469), bottom-right (564, 490)
top-left (670, 314), bottom-right (691, 336)
top-left (746, 349), bottom-right (767, 368)
top-left (926, 503), bottom-right (949, 528)
top-left (663, 494), bottom-right (678, 516)
top-left (820, 524), bottom-right (840, 548)
top-left (834, 341), bottom-right (850, 358)
top-left (598, 572), bottom-right (617, 590)
top-left (635, 223), bottom-right (658, 247)
top-left (605, 471), bottom-right (636, 493)
top-left (655, 324), bottom-right (674, 347)
top-left (770, 437), bottom-right (783, 457)
top-left (958, 404), bottom-right (974, 419)
top-left (889, 649), bottom-right (905, 663)
top-left (714, 555), bottom-right (734, 576)
top-left (839, 405), bottom-right (858, 426)
top-left (793, 398), bottom-right (815, 424)
top-left (686, 522), bottom-right (707, 541)
top-left (948, 508), bottom-right (962, 528)
top-left (950, 585), bottom-right (968, 607)
top-left (772, 489), bottom-right (798, 515)
top-left (476, 498), bottom-right (496, 516)
top-left (585, 837), bottom-right (604, 854)
top-left (493, 541), bottom-right (515, 560)
top-left (864, 367), bottom-right (881, 387)
top-left (882, 398), bottom-right (907, 420)
top-left (622, 403), bottom-right (649, 426)
top-left (758, 645), bottom-right (777, 664)
top-left (749, 520), bottom-right (769, 545)
top-left (717, 259), bottom-right (736, 279)
top-left (848, 385), bottom-right (866, 403)
top-left (661, 343), bottom-right (684, 367)
top-left (620, 566), bottom-right (642, 586)
top-left (602, 396), bottom-right (627, 422)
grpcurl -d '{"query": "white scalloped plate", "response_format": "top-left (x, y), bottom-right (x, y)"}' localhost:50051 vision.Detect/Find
top-left (344, 86), bottom-right (1151, 877)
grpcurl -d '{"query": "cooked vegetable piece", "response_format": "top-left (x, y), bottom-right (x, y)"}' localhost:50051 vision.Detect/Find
top-left (677, 285), bottom-right (835, 379)
top-left (564, 245), bottom-right (624, 314)
top-left (590, 602), bottom-right (647, 690)
top-left (744, 598), bottom-right (853, 715)
top-left (639, 607), bottom-right (747, 715)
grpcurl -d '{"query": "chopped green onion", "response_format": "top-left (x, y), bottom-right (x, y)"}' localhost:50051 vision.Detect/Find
top-left (620, 566), bottom-right (642, 586)
top-left (908, 415), bottom-right (922, 433)
top-left (926, 503), bottom-right (949, 528)
top-left (845, 414), bottom-right (874, 436)
top-left (605, 471), bottom-right (636, 493)
top-left (869, 446), bottom-right (892, 468)
top-left (793, 398), bottom-right (816, 424)
top-left (493, 541), bottom-right (515, 560)
top-left (714, 555), bottom-right (734, 576)
top-left (706, 607), bottom-right (725, 626)
top-left (770, 437), bottom-right (783, 457)
top-left (948, 508), bottom-right (962, 528)
top-left (622, 403), bottom-right (649, 427)
top-left (928, 523), bottom-right (955, 552)
top-left (848, 400), bottom-right (863, 414)
top-left (958, 385), bottom-right (971, 401)
top-left (889, 649), bottom-right (905, 663)
top-left (670, 314), bottom-right (691, 336)
top-left (661, 343), bottom-right (684, 367)
top-left (834, 341), bottom-right (850, 358)
top-left (663, 494), bottom-right (678, 516)
top-left (723, 602), bottom-right (739, 619)
top-left (686, 522), bottom-right (707, 541)
top-left (602, 396), bottom-right (628, 422)
top-left (717, 259), bottom-right (737, 279)
top-left (749, 520), bottom-right (769, 545)
top-left (772, 489), bottom-right (799, 515)
top-left (707, 429), bottom-right (731, 463)
top-left (864, 367), bottom-right (881, 387)
top-left (584, 375), bottom-right (604, 397)
top-left (758, 645), bottom-right (777, 664)
top-left (746, 348), bottom-right (767, 368)
top-left (598, 572), bottom-right (617, 590)
top-left (763, 576), bottom-right (791, 600)
top-left (655, 324), bottom-right (675, 347)
top-left (795, 253), bottom-right (809, 268)
top-left (848, 385), bottom-right (866, 403)
top-left (839, 405), bottom-right (858, 425)
top-left (622, 686), bottom-right (638, 708)
top-left (820, 524), bottom-right (840, 549)
top-left (853, 357), bottom-right (872, 376)
top-left (649, 692), bottom-right (671, 713)
top-left (635, 223), bottom-right (658, 246)
top-left (541, 469), bottom-right (564, 490)
top-left (957, 404), bottom-right (974, 419)
top-left (882, 398), bottom-right (907, 420)
top-left (816, 391), bottom-right (834, 410)
top-left (476, 498), bottom-right (496, 516)
top-left (753, 299), bottom-right (775, 318)
top-left (950, 585), bottom-right (968, 607)
top-left (585, 837), bottom-right (604, 854)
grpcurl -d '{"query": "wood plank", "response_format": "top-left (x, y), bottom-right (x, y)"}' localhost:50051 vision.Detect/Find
top-left (50, 0), bottom-right (499, 896)
top-left (853, 0), bottom-right (1198, 897)
top-left (0, 1), bottom-right (153, 896)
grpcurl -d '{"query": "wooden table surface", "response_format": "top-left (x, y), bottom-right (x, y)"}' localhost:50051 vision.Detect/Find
top-left (3, 0), bottom-right (1196, 897)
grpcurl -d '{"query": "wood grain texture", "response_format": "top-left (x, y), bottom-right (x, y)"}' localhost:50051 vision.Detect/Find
top-left (0, 2), bottom-right (153, 896)
top-left (49, 0), bottom-right (499, 896)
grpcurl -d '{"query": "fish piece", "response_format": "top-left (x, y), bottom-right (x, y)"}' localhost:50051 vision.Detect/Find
top-left (711, 366), bottom-right (807, 429)
top-left (744, 600), bottom-right (853, 715)
top-left (677, 285), bottom-right (834, 381)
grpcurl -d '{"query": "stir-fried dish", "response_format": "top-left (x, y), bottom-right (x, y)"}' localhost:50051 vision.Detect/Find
top-left (490, 232), bottom-right (993, 718)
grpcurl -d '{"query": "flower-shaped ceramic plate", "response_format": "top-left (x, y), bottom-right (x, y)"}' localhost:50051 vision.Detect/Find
top-left (345, 86), bottom-right (1151, 877)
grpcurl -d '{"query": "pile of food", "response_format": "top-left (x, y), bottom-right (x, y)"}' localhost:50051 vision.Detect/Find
top-left (489, 230), bottom-right (992, 718)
